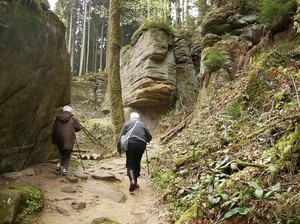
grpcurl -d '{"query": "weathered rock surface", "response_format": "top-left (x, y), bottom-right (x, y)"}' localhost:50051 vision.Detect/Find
top-left (0, 185), bottom-right (44, 224)
top-left (0, 189), bottom-right (21, 224)
top-left (201, 5), bottom-right (257, 37)
top-left (0, 2), bottom-right (70, 173)
top-left (71, 74), bottom-right (108, 120)
top-left (120, 30), bottom-right (176, 109)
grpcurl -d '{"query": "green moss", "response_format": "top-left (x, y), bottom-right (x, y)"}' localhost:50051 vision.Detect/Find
top-left (224, 100), bottom-right (244, 119)
top-left (275, 123), bottom-right (300, 163)
top-left (132, 20), bottom-right (175, 41)
top-left (9, 185), bottom-right (44, 224)
top-left (12, 185), bottom-right (44, 208)
top-left (245, 67), bottom-right (274, 110)
top-left (175, 203), bottom-right (201, 224)
top-left (0, 189), bottom-right (22, 223)
top-left (245, 51), bottom-right (291, 110)
top-left (6, 1), bottom-right (44, 46)
top-left (174, 156), bottom-right (188, 167)
top-left (91, 217), bottom-right (119, 224)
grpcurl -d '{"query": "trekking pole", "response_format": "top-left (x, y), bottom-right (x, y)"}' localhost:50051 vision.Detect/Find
top-left (75, 138), bottom-right (85, 171)
top-left (145, 145), bottom-right (150, 175)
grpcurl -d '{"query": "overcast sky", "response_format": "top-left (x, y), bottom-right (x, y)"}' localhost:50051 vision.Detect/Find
top-left (48, 0), bottom-right (57, 10)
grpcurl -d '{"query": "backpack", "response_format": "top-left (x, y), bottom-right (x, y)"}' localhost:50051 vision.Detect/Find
top-left (120, 121), bottom-right (138, 151)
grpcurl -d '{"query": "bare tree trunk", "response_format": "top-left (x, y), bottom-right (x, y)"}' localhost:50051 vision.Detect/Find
top-left (163, 0), bottom-right (167, 22)
top-left (70, 0), bottom-right (77, 75)
top-left (78, 0), bottom-right (88, 76)
top-left (100, 23), bottom-right (104, 72)
top-left (184, 0), bottom-right (188, 27)
top-left (93, 29), bottom-right (98, 72)
top-left (107, 0), bottom-right (125, 147)
top-left (65, 8), bottom-right (69, 48)
top-left (68, 0), bottom-right (73, 53)
top-left (175, 0), bottom-right (181, 27)
top-left (85, 1), bottom-right (91, 74)
top-left (181, 0), bottom-right (185, 26)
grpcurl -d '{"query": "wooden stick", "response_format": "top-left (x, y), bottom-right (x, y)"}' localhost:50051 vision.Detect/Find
top-left (145, 146), bottom-right (150, 174)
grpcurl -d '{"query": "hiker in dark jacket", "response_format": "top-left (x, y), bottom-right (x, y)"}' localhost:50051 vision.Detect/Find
top-left (117, 112), bottom-right (152, 192)
top-left (52, 105), bottom-right (81, 175)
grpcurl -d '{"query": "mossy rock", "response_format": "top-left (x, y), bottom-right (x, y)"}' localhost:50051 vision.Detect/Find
top-left (9, 185), bottom-right (44, 209)
top-left (174, 156), bottom-right (188, 167)
top-left (175, 203), bottom-right (202, 224)
top-left (246, 51), bottom-right (290, 110)
top-left (0, 185), bottom-right (44, 224)
top-left (9, 185), bottom-right (44, 223)
top-left (91, 217), bottom-right (119, 224)
top-left (0, 189), bottom-right (22, 224)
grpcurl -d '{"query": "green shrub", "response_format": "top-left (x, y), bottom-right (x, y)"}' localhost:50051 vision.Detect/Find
top-left (224, 101), bottom-right (243, 118)
top-left (203, 50), bottom-right (226, 72)
top-left (258, 0), bottom-right (295, 26)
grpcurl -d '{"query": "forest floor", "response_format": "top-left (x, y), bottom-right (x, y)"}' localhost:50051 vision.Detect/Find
top-left (2, 139), bottom-right (171, 224)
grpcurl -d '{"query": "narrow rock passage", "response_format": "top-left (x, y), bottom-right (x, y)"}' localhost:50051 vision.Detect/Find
top-left (11, 139), bottom-right (169, 224)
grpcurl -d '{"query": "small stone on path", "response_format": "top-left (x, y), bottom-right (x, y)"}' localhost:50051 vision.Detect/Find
top-left (56, 206), bottom-right (68, 214)
top-left (71, 201), bottom-right (86, 210)
top-left (20, 169), bottom-right (36, 176)
top-left (61, 186), bottom-right (77, 193)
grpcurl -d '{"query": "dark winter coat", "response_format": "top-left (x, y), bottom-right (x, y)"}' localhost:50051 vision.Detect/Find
top-left (52, 112), bottom-right (81, 151)
top-left (117, 119), bottom-right (152, 152)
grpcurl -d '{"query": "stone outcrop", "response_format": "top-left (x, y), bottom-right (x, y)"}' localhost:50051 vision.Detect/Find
top-left (196, 4), bottom-right (277, 111)
top-left (71, 74), bottom-right (108, 120)
top-left (120, 30), bottom-right (176, 110)
top-left (201, 5), bottom-right (257, 36)
top-left (0, 184), bottom-right (44, 224)
top-left (0, 1), bottom-right (70, 173)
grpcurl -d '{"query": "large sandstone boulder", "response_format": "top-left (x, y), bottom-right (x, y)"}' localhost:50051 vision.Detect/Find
top-left (120, 29), bottom-right (176, 110)
top-left (201, 4), bottom-right (258, 36)
top-left (0, 1), bottom-right (70, 173)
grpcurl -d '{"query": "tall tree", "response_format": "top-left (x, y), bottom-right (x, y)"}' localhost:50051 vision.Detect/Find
top-left (70, 1), bottom-right (77, 74)
top-left (100, 23), bottom-right (105, 71)
top-left (68, 0), bottom-right (74, 53)
top-left (78, 0), bottom-right (88, 76)
top-left (175, 0), bottom-right (181, 27)
top-left (108, 0), bottom-right (125, 145)
top-left (184, 0), bottom-right (188, 26)
top-left (85, 0), bottom-right (91, 74)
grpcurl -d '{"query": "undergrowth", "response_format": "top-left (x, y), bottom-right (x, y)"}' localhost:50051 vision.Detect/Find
top-left (151, 53), bottom-right (300, 223)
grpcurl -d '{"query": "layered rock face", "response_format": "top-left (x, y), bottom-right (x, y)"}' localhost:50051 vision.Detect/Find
top-left (120, 30), bottom-right (176, 110)
top-left (0, 2), bottom-right (71, 173)
top-left (196, 4), bottom-right (273, 111)
top-left (71, 74), bottom-right (108, 120)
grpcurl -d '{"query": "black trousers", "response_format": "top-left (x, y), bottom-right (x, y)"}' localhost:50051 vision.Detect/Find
top-left (126, 141), bottom-right (146, 177)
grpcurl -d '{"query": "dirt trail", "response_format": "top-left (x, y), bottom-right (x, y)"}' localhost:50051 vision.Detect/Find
top-left (6, 140), bottom-right (170, 224)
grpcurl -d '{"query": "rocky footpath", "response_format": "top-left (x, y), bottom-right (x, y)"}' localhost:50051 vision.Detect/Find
top-left (0, 143), bottom-right (169, 224)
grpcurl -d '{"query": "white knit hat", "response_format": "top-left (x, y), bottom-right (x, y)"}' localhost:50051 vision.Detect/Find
top-left (63, 105), bottom-right (72, 112)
